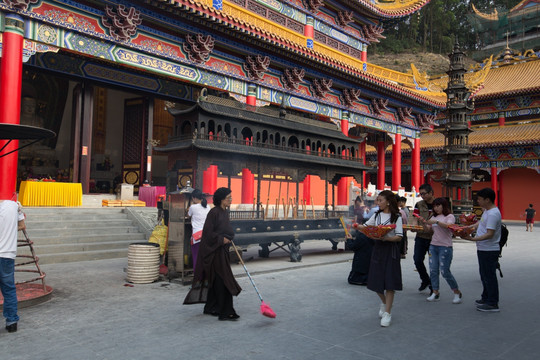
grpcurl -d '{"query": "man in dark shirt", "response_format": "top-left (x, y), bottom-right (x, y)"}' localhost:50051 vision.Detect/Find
top-left (524, 204), bottom-right (536, 232)
top-left (411, 184), bottom-right (434, 293)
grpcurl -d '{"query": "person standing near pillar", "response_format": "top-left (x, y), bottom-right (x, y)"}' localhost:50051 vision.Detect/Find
top-left (410, 184), bottom-right (435, 293)
top-left (523, 204), bottom-right (536, 232)
top-left (0, 199), bottom-right (26, 333)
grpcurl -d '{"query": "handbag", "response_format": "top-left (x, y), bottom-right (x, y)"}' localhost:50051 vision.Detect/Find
top-left (191, 230), bottom-right (203, 245)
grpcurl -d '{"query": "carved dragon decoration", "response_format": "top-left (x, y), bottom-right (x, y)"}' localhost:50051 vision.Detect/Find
top-left (417, 113), bottom-right (437, 130)
top-left (2, 0), bottom-right (39, 10)
top-left (101, 5), bottom-right (142, 42)
top-left (340, 89), bottom-right (361, 107)
top-left (371, 98), bottom-right (389, 115)
top-left (397, 107), bottom-right (413, 123)
top-left (183, 34), bottom-right (215, 64)
top-left (244, 55), bottom-right (270, 81)
top-left (281, 68), bottom-right (305, 91)
top-left (303, 0), bottom-right (324, 12)
top-left (310, 78), bottom-right (333, 99)
top-left (362, 25), bottom-right (385, 43)
top-left (465, 55), bottom-right (493, 93)
top-left (337, 11), bottom-right (354, 27)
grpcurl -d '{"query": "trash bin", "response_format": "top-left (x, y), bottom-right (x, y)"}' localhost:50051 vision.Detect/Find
top-left (126, 242), bottom-right (160, 284)
top-left (120, 183), bottom-right (134, 200)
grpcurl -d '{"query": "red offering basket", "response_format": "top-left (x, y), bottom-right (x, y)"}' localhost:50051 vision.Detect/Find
top-left (448, 224), bottom-right (475, 237)
top-left (359, 224), bottom-right (396, 238)
top-left (459, 213), bottom-right (478, 225)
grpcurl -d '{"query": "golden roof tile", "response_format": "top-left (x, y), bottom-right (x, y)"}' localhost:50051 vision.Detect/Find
top-left (473, 58), bottom-right (540, 99)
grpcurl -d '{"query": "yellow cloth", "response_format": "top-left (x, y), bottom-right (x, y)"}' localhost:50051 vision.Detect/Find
top-left (19, 181), bottom-right (82, 207)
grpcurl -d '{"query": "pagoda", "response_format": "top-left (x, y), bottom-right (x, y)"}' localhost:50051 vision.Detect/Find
top-left (441, 41), bottom-right (474, 216)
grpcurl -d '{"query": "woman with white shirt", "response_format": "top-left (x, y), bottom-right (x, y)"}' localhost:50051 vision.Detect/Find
top-left (188, 189), bottom-right (210, 271)
top-left (420, 197), bottom-right (463, 304)
top-left (359, 190), bottom-right (403, 327)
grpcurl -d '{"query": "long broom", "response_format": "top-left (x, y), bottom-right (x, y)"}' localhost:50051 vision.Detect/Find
top-left (231, 241), bottom-right (276, 318)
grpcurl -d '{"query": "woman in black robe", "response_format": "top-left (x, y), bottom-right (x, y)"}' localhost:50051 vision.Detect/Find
top-left (346, 231), bottom-right (374, 285)
top-left (183, 188), bottom-right (242, 321)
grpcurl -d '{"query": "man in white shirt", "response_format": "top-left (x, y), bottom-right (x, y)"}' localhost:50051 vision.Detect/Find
top-left (460, 188), bottom-right (502, 312)
top-left (0, 200), bottom-right (26, 332)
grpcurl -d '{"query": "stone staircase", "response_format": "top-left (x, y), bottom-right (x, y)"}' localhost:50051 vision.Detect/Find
top-left (18, 207), bottom-right (156, 265)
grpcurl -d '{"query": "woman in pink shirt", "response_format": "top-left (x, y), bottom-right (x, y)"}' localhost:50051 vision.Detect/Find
top-left (420, 197), bottom-right (463, 304)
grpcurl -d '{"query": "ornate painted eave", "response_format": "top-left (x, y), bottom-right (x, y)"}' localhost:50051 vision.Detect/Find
top-left (471, 3), bottom-right (498, 21)
top-left (345, 0), bottom-right (431, 18)
top-left (149, 0), bottom-right (445, 107)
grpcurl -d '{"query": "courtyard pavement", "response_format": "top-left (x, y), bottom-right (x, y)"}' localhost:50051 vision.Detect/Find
top-left (0, 222), bottom-right (538, 360)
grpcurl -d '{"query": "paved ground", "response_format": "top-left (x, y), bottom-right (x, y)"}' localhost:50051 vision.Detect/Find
top-left (0, 222), bottom-right (538, 360)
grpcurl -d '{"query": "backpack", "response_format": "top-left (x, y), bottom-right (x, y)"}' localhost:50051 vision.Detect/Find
top-left (496, 223), bottom-right (509, 278)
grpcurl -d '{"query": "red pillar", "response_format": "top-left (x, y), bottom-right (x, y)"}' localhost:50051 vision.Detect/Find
top-left (359, 141), bottom-right (366, 188)
top-left (377, 141), bottom-right (386, 190)
top-left (392, 134), bottom-right (402, 191)
top-left (337, 118), bottom-right (348, 205)
top-left (0, 14), bottom-right (24, 200)
top-left (203, 165), bottom-right (218, 195)
top-left (303, 174), bottom-right (311, 205)
top-left (457, 188), bottom-right (462, 200)
top-left (241, 168), bottom-right (254, 204)
top-left (491, 166), bottom-right (498, 207)
top-left (303, 145), bottom-right (311, 205)
top-left (498, 113), bottom-right (505, 127)
top-left (411, 138), bottom-right (421, 192)
top-left (498, 171), bottom-right (504, 218)
top-left (361, 44), bottom-right (367, 62)
top-left (305, 16), bottom-right (314, 48)
top-left (246, 84), bottom-right (256, 106)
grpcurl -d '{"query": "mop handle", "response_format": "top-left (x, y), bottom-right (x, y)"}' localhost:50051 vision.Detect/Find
top-left (231, 241), bottom-right (264, 303)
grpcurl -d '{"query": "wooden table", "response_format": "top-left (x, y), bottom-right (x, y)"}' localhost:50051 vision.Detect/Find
top-left (138, 186), bottom-right (166, 207)
top-left (19, 181), bottom-right (82, 207)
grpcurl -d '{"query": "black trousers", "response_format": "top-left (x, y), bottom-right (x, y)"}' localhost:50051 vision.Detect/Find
top-left (204, 274), bottom-right (236, 317)
top-left (414, 236), bottom-right (432, 286)
top-left (477, 250), bottom-right (499, 306)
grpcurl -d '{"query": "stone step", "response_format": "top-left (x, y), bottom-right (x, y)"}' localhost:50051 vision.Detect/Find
top-left (19, 232), bottom-right (146, 245)
top-left (16, 207), bottom-right (151, 264)
top-left (18, 240), bottom-right (135, 256)
top-left (36, 249), bottom-right (131, 265)
top-left (21, 226), bottom-right (142, 237)
top-left (23, 219), bottom-right (135, 229)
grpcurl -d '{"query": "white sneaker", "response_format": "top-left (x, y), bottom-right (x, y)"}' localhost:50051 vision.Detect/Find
top-left (452, 292), bottom-right (463, 304)
top-left (427, 293), bottom-right (440, 302)
top-left (380, 312), bottom-right (392, 327)
top-left (379, 304), bottom-right (386, 318)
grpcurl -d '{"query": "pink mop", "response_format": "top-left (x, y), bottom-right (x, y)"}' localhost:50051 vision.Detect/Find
top-left (231, 241), bottom-right (276, 318)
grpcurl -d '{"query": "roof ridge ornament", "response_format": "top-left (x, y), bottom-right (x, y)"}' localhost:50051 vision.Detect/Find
top-left (341, 89), bottom-right (362, 107)
top-left (101, 5), bottom-right (142, 42)
top-left (281, 68), bottom-right (305, 91)
top-left (183, 34), bottom-right (215, 64)
top-left (2, 0), bottom-right (38, 11)
top-left (310, 78), bottom-right (333, 98)
top-left (244, 55), bottom-right (271, 81)
top-left (371, 98), bottom-right (388, 115)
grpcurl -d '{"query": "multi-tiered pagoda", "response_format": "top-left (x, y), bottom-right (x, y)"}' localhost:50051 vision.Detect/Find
top-left (441, 42), bottom-right (474, 215)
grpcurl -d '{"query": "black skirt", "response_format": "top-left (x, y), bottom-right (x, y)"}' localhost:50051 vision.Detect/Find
top-left (367, 240), bottom-right (402, 293)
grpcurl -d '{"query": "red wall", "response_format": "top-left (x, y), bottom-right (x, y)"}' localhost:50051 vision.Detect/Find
top-left (498, 168), bottom-right (540, 220)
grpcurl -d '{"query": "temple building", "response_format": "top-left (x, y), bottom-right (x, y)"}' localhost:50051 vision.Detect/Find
top-left (1, 0), bottom-right (450, 206)
top-left (469, 0), bottom-right (540, 61)
top-left (416, 48), bottom-right (540, 220)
